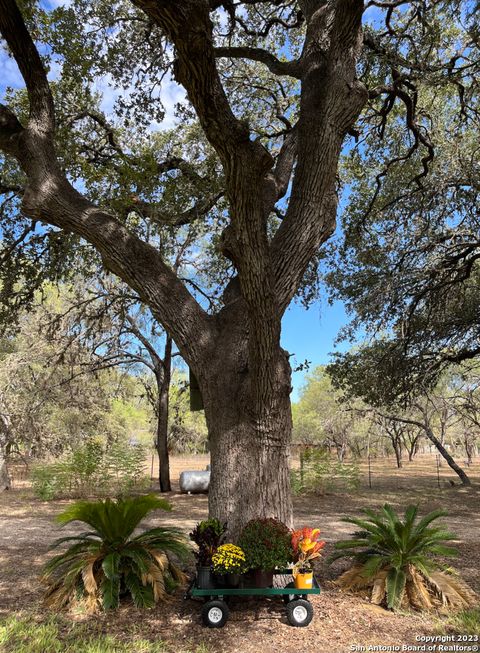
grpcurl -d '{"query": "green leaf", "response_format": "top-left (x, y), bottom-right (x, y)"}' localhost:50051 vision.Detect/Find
top-left (102, 552), bottom-right (120, 580)
top-left (101, 576), bottom-right (120, 610)
top-left (386, 568), bottom-right (406, 610)
top-left (123, 572), bottom-right (155, 608)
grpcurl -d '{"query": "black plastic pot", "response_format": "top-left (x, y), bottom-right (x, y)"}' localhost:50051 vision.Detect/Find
top-left (251, 568), bottom-right (274, 588)
top-left (197, 565), bottom-right (215, 589)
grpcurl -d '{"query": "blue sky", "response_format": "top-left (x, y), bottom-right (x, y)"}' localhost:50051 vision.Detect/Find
top-left (282, 298), bottom-right (350, 401)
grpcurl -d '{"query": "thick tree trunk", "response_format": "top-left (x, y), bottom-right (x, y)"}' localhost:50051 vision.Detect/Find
top-left (155, 336), bottom-right (172, 493)
top-left (201, 335), bottom-right (293, 538)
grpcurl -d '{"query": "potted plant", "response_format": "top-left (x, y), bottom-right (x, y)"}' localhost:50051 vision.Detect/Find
top-left (211, 543), bottom-right (247, 587)
top-left (238, 518), bottom-right (294, 587)
top-left (291, 527), bottom-right (325, 589)
top-left (190, 518), bottom-right (227, 589)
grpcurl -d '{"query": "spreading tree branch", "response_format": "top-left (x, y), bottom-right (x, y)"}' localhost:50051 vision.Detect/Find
top-left (0, 0), bottom-right (215, 369)
top-left (214, 46), bottom-right (301, 78)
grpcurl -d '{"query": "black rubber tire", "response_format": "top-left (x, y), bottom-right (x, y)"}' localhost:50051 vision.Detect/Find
top-left (282, 582), bottom-right (307, 605)
top-left (286, 599), bottom-right (314, 627)
top-left (201, 600), bottom-right (230, 628)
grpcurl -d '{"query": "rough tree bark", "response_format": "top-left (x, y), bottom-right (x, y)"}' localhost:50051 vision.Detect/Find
top-left (155, 335), bottom-right (172, 493)
top-left (0, 0), bottom-right (367, 534)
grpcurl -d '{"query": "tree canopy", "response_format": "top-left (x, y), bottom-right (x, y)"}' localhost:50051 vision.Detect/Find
top-left (1, 0), bottom-right (479, 529)
top-left (325, 5), bottom-right (480, 404)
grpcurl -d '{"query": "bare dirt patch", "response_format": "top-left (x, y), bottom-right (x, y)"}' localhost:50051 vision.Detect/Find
top-left (1, 454), bottom-right (479, 652)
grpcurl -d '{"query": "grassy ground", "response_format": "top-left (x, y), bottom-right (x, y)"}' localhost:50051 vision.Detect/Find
top-left (1, 454), bottom-right (479, 653)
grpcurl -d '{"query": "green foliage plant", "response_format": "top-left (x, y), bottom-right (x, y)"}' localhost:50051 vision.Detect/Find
top-left (238, 518), bottom-right (294, 572)
top-left (31, 439), bottom-right (148, 500)
top-left (189, 518), bottom-right (227, 566)
top-left (42, 494), bottom-right (191, 611)
top-left (331, 504), bottom-right (477, 612)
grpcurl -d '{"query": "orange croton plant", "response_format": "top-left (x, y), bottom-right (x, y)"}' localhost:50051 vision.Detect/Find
top-left (291, 527), bottom-right (326, 574)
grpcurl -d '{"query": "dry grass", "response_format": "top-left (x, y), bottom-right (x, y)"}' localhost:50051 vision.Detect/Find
top-left (1, 453), bottom-right (479, 653)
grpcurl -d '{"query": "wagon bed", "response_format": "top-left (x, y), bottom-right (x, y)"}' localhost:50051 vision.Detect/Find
top-left (185, 570), bottom-right (321, 628)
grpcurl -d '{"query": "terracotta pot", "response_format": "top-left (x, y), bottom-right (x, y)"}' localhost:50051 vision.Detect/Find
top-left (294, 571), bottom-right (313, 590)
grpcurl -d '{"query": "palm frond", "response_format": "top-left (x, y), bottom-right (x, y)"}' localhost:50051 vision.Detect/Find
top-left (412, 509), bottom-right (449, 535)
top-left (100, 576), bottom-right (120, 610)
top-left (428, 571), bottom-right (478, 611)
top-left (333, 504), bottom-right (475, 613)
top-left (386, 568), bottom-right (406, 610)
top-left (124, 571), bottom-right (155, 608)
top-left (43, 494), bottom-right (185, 612)
top-left (81, 557), bottom-right (98, 596)
top-left (371, 576), bottom-right (386, 605)
top-left (48, 532), bottom-right (101, 549)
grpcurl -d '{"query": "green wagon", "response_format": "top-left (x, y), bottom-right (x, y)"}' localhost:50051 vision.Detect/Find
top-left (185, 570), bottom-right (321, 628)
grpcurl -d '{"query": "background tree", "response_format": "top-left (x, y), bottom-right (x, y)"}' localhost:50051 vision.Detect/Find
top-left (293, 365), bottom-right (370, 460)
top-left (46, 277), bottom-right (181, 492)
top-left (374, 416), bottom-right (404, 469)
top-left (1, 1), bottom-right (477, 529)
top-left (0, 404), bottom-right (11, 490)
top-left (325, 36), bottom-right (480, 402)
top-left (0, 286), bottom-right (152, 465)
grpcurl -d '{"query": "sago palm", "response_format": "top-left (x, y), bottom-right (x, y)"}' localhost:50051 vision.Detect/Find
top-left (330, 504), bottom-right (477, 612)
top-left (42, 494), bottom-right (191, 611)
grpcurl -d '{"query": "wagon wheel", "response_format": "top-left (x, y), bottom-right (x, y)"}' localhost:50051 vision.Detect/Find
top-left (201, 599), bottom-right (230, 628)
top-left (286, 599), bottom-right (313, 627)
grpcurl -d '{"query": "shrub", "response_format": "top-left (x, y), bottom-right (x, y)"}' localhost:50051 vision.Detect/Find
top-left (238, 518), bottom-right (293, 571)
top-left (32, 439), bottom-right (148, 499)
top-left (291, 448), bottom-right (360, 495)
top-left (189, 518), bottom-right (227, 566)
top-left (42, 494), bottom-right (191, 611)
top-left (330, 504), bottom-right (477, 612)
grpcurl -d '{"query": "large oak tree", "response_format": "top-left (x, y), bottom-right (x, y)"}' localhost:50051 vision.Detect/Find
top-left (0, 0), bottom-right (474, 531)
